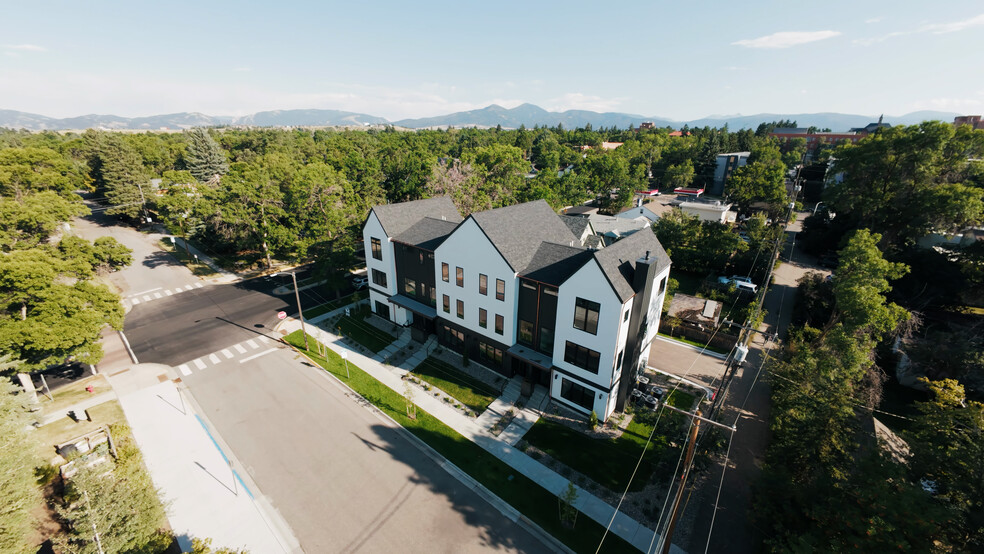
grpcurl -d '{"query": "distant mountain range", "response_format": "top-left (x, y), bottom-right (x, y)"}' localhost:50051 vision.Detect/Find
top-left (0, 105), bottom-right (961, 132)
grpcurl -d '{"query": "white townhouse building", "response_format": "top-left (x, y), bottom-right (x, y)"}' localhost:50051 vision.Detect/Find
top-left (361, 198), bottom-right (671, 421)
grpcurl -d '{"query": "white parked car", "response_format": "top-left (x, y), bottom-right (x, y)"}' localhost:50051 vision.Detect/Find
top-left (351, 276), bottom-right (368, 289)
top-left (718, 275), bottom-right (757, 293)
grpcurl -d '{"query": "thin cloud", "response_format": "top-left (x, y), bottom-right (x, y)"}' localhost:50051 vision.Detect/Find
top-left (865, 17), bottom-right (883, 24)
top-left (545, 93), bottom-right (623, 113)
top-left (3, 44), bottom-right (46, 52)
top-left (732, 30), bottom-right (841, 49)
top-left (855, 13), bottom-right (984, 45)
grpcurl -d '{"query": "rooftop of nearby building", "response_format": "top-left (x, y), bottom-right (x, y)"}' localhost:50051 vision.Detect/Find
top-left (470, 200), bottom-right (579, 273)
top-left (559, 214), bottom-right (592, 238)
top-left (586, 214), bottom-right (650, 238)
top-left (370, 196), bottom-right (462, 237)
top-left (680, 201), bottom-right (732, 212)
top-left (392, 216), bottom-right (461, 251)
top-left (592, 226), bottom-right (670, 303)
top-left (716, 151), bottom-right (751, 158)
top-left (522, 242), bottom-right (593, 286)
top-left (668, 293), bottom-right (721, 327)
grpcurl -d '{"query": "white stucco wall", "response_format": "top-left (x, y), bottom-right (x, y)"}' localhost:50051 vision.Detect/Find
top-left (554, 259), bottom-right (623, 392)
top-left (362, 212), bottom-right (410, 324)
top-left (434, 218), bottom-right (517, 344)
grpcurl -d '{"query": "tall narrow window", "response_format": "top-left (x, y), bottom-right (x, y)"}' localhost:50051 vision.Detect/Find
top-left (371, 269), bottom-right (387, 287)
top-left (443, 294), bottom-right (450, 313)
top-left (658, 277), bottom-right (667, 294)
top-left (456, 267), bottom-right (464, 287)
top-left (479, 274), bottom-right (488, 295)
top-left (494, 314), bottom-right (504, 335)
top-left (442, 262), bottom-right (449, 282)
top-left (479, 308), bottom-right (487, 328)
top-left (371, 237), bottom-right (382, 260)
top-left (495, 279), bottom-right (505, 301)
top-left (573, 297), bottom-right (600, 335)
top-left (518, 320), bottom-right (534, 345)
top-left (456, 299), bottom-right (464, 319)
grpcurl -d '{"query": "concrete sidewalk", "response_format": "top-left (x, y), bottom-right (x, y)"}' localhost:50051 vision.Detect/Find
top-left (172, 237), bottom-right (240, 284)
top-left (37, 391), bottom-right (117, 426)
top-left (118, 380), bottom-right (298, 553)
top-left (98, 329), bottom-right (300, 553)
top-left (279, 311), bottom-right (685, 554)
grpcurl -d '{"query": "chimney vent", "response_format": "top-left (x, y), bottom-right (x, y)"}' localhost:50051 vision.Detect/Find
top-left (645, 250), bottom-right (650, 261)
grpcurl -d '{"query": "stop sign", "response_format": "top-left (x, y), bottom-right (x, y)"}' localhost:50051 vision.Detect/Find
top-left (277, 311), bottom-right (287, 320)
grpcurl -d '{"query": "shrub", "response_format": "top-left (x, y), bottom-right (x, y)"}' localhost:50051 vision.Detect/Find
top-left (589, 410), bottom-right (599, 430)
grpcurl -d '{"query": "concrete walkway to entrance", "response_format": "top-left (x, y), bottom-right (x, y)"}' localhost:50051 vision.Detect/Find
top-left (279, 309), bottom-right (685, 554)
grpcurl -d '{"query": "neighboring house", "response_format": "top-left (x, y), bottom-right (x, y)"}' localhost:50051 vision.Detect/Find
top-left (680, 201), bottom-right (733, 223)
top-left (562, 204), bottom-right (599, 217)
top-left (586, 214), bottom-right (650, 245)
top-left (710, 151), bottom-right (750, 196)
top-left (617, 203), bottom-right (661, 224)
top-left (361, 198), bottom-right (672, 421)
top-left (954, 115), bottom-right (984, 130)
top-left (559, 215), bottom-right (596, 247)
top-left (667, 293), bottom-right (721, 329)
top-left (769, 127), bottom-right (862, 157)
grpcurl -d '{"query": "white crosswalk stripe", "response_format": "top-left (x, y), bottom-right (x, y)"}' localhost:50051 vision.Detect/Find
top-left (178, 364), bottom-right (191, 376)
top-left (131, 298), bottom-right (140, 305)
top-left (193, 358), bottom-right (207, 370)
top-left (246, 339), bottom-right (259, 349)
top-left (194, 282), bottom-right (203, 288)
top-left (186, 285), bottom-right (195, 291)
top-left (165, 289), bottom-right (173, 295)
top-left (221, 349), bottom-right (233, 359)
top-left (176, 336), bottom-right (285, 375)
top-left (234, 344), bottom-right (247, 354)
top-left (154, 292), bottom-right (162, 298)
top-left (143, 295), bottom-right (152, 301)
top-left (259, 335), bottom-right (270, 344)
top-left (209, 353), bottom-right (220, 364)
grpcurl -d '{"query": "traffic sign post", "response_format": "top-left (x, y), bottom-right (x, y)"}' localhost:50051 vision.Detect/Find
top-left (341, 351), bottom-right (350, 378)
top-left (277, 311), bottom-right (287, 320)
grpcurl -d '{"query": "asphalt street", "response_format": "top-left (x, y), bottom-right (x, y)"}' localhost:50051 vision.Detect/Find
top-left (174, 343), bottom-right (552, 553)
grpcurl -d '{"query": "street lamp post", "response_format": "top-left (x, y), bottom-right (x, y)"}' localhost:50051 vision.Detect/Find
top-left (275, 271), bottom-right (309, 351)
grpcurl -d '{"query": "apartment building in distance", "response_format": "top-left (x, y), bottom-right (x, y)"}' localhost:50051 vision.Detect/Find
top-left (362, 197), bottom-right (671, 421)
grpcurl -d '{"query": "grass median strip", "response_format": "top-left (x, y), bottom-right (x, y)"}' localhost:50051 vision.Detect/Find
top-left (333, 304), bottom-right (395, 353)
top-left (284, 330), bottom-right (638, 554)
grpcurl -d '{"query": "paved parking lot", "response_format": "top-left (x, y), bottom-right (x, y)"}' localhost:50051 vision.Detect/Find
top-left (646, 336), bottom-right (728, 391)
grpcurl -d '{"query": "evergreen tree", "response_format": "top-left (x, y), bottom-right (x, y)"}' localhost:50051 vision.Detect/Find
top-left (93, 134), bottom-right (147, 219)
top-left (185, 128), bottom-right (229, 183)
top-left (0, 379), bottom-right (41, 554)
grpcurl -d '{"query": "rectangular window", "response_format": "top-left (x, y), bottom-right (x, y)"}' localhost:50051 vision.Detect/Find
top-left (456, 266), bottom-right (464, 287)
top-left (429, 287), bottom-right (436, 307)
top-left (494, 314), bottom-right (504, 335)
top-left (403, 277), bottom-right (416, 296)
top-left (615, 350), bottom-right (624, 371)
top-left (538, 326), bottom-right (554, 354)
top-left (443, 294), bottom-right (450, 313)
top-left (442, 262), bottom-right (449, 282)
top-left (372, 269), bottom-right (387, 287)
top-left (573, 297), bottom-right (600, 335)
top-left (479, 342), bottom-right (503, 365)
top-left (564, 341), bottom-right (600, 374)
top-left (456, 299), bottom-right (464, 319)
top-left (479, 308), bottom-right (487, 328)
top-left (371, 237), bottom-right (382, 260)
top-left (479, 274), bottom-right (488, 295)
top-left (658, 277), bottom-right (667, 294)
top-left (560, 378), bottom-right (595, 411)
top-left (518, 320), bottom-right (534, 345)
top-left (623, 309), bottom-right (630, 322)
top-left (495, 279), bottom-right (505, 301)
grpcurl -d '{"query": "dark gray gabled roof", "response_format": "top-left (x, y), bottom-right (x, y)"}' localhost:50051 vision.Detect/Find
top-left (521, 242), bottom-right (593, 286)
top-left (470, 200), bottom-right (579, 272)
top-left (559, 215), bottom-right (591, 240)
top-left (592, 226), bottom-right (671, 303)
top-left (370, 197), bottom-right (462, 237)
top-left (392, 217), bottom-right (460, 251)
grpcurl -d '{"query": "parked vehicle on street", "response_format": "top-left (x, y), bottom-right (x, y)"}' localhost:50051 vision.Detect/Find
top-left (718, 275), bottom-right (758, 293)
top-left (351, 276), bottom-right (368, 289)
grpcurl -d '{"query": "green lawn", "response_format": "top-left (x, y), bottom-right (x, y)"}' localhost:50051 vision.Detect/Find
top-left (333, 304), bottom-right (395, 353)
top-left (158, 239), bottom-right (219, 277)
top-left (412, 357), bottom-right (501, 413)
top-left (525, 390), bottom-right (696, 493)
top-left (283, 331), bottom-right (637, 554)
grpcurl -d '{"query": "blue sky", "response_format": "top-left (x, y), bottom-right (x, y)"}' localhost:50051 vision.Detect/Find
top-left (2, 1), bottom-right (983, 121)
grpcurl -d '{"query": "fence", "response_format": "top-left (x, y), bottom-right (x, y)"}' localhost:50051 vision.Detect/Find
top-left (659, 321), bottom-right (739, 352)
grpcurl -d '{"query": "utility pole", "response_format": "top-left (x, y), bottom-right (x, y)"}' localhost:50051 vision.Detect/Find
top-left (661, 410), bottom-right (702, 554)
